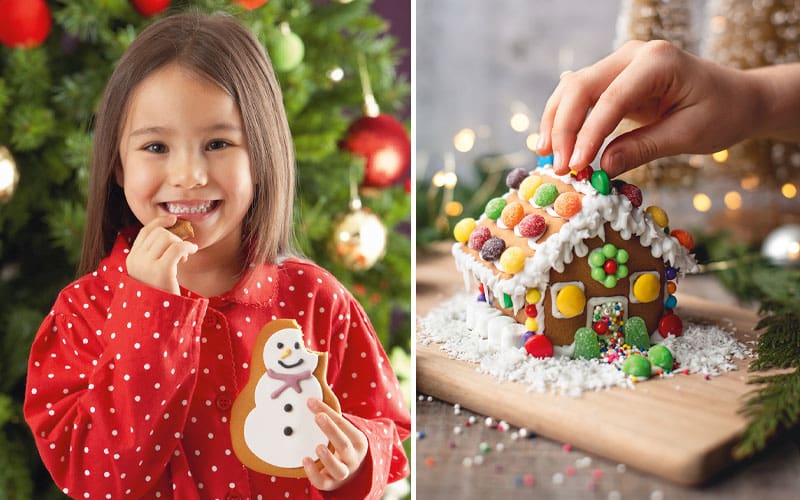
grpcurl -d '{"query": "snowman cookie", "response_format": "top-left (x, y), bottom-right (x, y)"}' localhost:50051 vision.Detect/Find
top-left (231, 318), bottom-right (341, 478)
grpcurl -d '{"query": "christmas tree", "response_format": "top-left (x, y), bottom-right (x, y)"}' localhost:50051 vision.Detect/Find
top-left (0, 0), bottom-right (410, 497)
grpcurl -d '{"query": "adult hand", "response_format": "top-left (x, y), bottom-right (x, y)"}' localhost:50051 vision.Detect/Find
top-left (303, 398), bottom-right (369, 492)
top-left (126, 216), bottom-right (198, 295)
top-left (536, 40), bottom-right (762, 177)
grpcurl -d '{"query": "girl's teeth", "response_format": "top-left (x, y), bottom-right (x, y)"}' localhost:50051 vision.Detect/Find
top-left (165, 201), bottom-right (215, 214)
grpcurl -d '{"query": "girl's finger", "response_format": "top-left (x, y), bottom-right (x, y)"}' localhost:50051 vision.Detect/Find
top-left (314, 413), bottom-right (353, 460)
top-left (536, 80), bottom-right (566, 156)
top-left (316, 445), bottom-right (350, 481)
top-left (160, 240), bottom-right (198, 267)
top-left (309, 398), bottom-right (365, 451)
top-left (302, 457), bottom-right (334, 491)
top-left (135, 215), bottom-right (178, 252)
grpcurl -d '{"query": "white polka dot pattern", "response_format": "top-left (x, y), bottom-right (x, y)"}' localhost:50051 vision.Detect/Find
top-left (23, 232), bottom-right (409, 499)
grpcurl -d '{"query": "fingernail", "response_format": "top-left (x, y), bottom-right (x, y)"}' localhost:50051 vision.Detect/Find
top-left (568, 148), bottom-right (582, 168)
top-left (536, 133), bottom-right (545, 150)
top-left (608, 150), bottom-right (625, 173)
top-left (553, 151), bottom-right (563, 172)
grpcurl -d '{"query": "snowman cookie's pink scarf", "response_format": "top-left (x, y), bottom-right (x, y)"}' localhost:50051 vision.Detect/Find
top-left (267, 370), bottom-right (313, 399)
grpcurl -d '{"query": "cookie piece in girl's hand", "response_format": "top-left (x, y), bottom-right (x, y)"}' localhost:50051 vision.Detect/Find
top-left (230, 319), bottom-right (341, 478)
top-left (166, 219), bottom-right (194, 240)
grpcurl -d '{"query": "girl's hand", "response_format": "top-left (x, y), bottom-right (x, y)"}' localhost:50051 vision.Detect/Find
top-left (126, 216), bottom-right (198, 295)
top-left (303, 398), bottom-right (368, 492)
top-left (536, 39), bottom-right (761, 177)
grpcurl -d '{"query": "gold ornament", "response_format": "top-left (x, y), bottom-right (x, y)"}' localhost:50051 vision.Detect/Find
top-left (329, 199), bottom-right (387, 271)
top-left (0, 146), bottom-right (19, 203)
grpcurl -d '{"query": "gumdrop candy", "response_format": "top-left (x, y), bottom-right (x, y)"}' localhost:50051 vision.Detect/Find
top-left (525, 334), bottom-right (553, 358)
top-left (518, 175), bottom-right (543, 200)
top-left (590, 170), bottom-right (610, 195)
top-left (553, 192), bottom-right (582, 218)
top-left (500, 202), bottom-right (525, 228)
top-left (532, 183), bottom-right (559, 207)
top-left (622, 354), bottom-right (651, 378)
top-left (648, 344), bottom-right (674, 373)
top-left (517, 214), bottom-right (546, 239)
top-left (572, 327), bottom-right (601, 360)
top-left (618, 183), bottom-right (643, 207)
top-left (468, 226), bottom-right (492, 251)
top-left (623, 316), bottom-right (650, 350)
top-left (500, 246), bottom-right (525, 274)
top-left (480, 237), bottom-right (506, 261)
top-left (454, 218), bottom-right (476, 243)
top-left (506, 168), bottom-right (529, 190)
top-left (485, 197), bottom-right (507, 220)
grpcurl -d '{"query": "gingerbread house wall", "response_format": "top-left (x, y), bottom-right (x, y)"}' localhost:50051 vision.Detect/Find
top-left (511, 223), bottom-right (666, 346)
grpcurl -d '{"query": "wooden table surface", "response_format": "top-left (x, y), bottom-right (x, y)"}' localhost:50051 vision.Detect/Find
top-left (414, 243), bottom-right (800, 499)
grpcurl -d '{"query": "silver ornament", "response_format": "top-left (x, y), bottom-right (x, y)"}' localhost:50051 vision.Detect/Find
top-left (761, 224), bottom-right (800, 266)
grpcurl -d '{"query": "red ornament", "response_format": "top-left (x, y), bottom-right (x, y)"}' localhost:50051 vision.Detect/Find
top-left (131, 0), bottom-right (170, 17)
top-left (524, 334), bottom-right (554, 358)
top-left (0, 0), bottom-right (51, 48)
top-left (234, 0), bottom-right (269, 9)
top-left (603, 259), bottom-right (617, 275)
top-left (658, 313), bottom-right (683, 338)
top-left (341, 114), bottom-right (411, 188)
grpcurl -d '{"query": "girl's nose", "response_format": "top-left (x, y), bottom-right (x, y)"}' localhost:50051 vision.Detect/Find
top-left (167, 152), bottom-right (207, 188)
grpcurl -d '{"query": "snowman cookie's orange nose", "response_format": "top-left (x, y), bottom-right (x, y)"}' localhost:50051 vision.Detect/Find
top-left (279, 348), bottom-right (292, 360)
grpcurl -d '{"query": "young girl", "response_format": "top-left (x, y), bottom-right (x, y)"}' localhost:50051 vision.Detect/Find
top-left (24, 12), bottom-right (409, 500)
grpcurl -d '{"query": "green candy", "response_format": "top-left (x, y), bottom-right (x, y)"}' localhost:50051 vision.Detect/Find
top-left (616, 264), bottom-right (629, 279)
top-left (589, 250), bottom-right (605, 268)
top-left (648, 344), bottom-right (674, 372)
top-left (572, 327), bottom-right (601, 360)
top-left (602, 243), bottom-right (617, 258)
top-left (616, 249), bottom-right (629, 263)
top-left (532, 183), bottom-right (559, 206)
top-left (591, 267), bottom-right (606, 282)
top-left (603, 274), bottom-right (617, 289)
top-left (591, 170), bottom-right (611, 195)
top-left (502, 293), bottom-right (513, 309)
top-left (622, 353), bottom-right (652, 378)
top-left (624, 316), bottom-right (650, 350)
top-left (485, 197), bottom-right (507, 219)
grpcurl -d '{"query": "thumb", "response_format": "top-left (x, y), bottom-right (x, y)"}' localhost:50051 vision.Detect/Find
top-left (599, 117), bottom-right (686, 177)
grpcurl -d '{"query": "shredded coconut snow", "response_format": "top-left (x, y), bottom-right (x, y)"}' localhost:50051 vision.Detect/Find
top-left (418, 294), bottom-right (752, 397)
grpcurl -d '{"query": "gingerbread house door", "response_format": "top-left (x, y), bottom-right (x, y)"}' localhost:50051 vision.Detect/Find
top-left (585, 295), bottom-right (628, 336)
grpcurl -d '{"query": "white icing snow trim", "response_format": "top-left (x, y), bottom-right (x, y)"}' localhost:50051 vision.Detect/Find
top-left (452, 182), bottom-right (697, 302)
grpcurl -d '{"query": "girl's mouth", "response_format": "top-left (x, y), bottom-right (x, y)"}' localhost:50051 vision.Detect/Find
top-left (160, 200), bottom-right (221, 215)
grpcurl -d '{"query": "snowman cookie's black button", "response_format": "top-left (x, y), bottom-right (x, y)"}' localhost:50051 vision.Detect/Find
top-left (283, 403), bottom-right (293, 412)
top-left (283, 426), bottom-right (293, 436)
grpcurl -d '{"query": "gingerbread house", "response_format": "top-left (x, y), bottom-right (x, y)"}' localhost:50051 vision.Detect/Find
top-left (451, 165), bottom-right (697, 358)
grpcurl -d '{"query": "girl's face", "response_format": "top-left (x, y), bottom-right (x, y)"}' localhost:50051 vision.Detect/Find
top-left (117, 63), bottom-right (254, 260)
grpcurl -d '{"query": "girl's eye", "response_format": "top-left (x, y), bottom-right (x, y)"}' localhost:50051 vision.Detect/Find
top-left (207, 140), bottom-right (230, 151)
top-left (144, 143), bottom-right (167, 153)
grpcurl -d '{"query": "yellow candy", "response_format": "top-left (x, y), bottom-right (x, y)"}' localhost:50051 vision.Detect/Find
top-left (633, 273), bottom-right (660, 303)
top-left (518, 175), bottom-right (543, 200)
top-left (555, 285), bottom-right (585, 317)
top-left (453, 218), bottom-right (476, 243)
top-left (645, 205), bottom-right (669, 228)
top-left (525, 288), bottom-right (542, 304)
top-left (499, 246), bottom-right (526, 274)
top-left (525, 317), bottom-right (539, 332)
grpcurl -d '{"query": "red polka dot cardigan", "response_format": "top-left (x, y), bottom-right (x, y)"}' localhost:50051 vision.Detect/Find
top-left (24, 231), bottom-right (410, 499)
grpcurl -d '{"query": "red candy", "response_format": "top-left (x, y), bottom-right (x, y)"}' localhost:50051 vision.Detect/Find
top-left (618, 183), bottom-right (643, 207)
top-left (658, 313), bottom-right (683, 338)
top-left (603, 259), bottom-right (617, 274)
top-left (517, 214), bottom-right (546, 239)
top-left (572, 166), bottom-right (593, 182)
top-left (670, 229), bottom-right (695, 250)
top-left (468, 226), bottom-right (492, 251)
top-left (525, 304), bottom-right (538, 318)
top-left (593, 321), bottom-right (608, 335)
top-left (525, 334), bottom-right (554, 358)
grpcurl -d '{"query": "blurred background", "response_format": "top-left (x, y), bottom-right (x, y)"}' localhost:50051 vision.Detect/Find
top-left (417, 0), bottom-right (800, 257)
top-left (0, 0), bottom-right (410, 498)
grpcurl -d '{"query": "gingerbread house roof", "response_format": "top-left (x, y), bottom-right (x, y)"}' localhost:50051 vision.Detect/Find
top-left (452, 166), bottom-right (697, 312)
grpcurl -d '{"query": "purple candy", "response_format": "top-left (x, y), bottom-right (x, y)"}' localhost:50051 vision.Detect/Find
top-left (506, 168), bottom-right (529, 190)
top-left (522, 331), bottom-right (535, 343)
top-left (477, 294), bottom-right (486, 302)
top-left (665, 266), bottom-right (678, 280)
top-left (480, 237), bottom-right (506, 261)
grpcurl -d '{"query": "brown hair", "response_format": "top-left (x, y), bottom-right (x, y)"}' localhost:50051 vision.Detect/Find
top-left (78, 12), bottom-right (296, 276)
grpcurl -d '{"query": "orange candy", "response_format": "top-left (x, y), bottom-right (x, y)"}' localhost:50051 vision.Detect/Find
top-left (500, 202), bottom-right (525, 228)
top-left (553, 192), bottom-right (582, 218)
top-left (670, 229), bottom-right (694, 250)
top-left (667, 281), bottom-right (677, 294)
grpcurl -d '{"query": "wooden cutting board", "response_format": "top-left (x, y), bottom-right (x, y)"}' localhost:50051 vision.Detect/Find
top-left (416, 244), bottom-right (767, 486)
